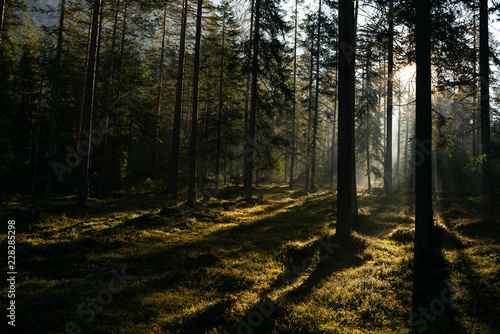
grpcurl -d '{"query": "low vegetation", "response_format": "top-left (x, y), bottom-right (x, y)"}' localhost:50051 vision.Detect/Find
top-left (1, 184), bottom-right (499, 333)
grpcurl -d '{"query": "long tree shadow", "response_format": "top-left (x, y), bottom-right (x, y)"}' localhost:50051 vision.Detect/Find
top-left (14, 190), bottom-right (338, 333)
top-left (167, 232), bottom-right (368, 334)
top-left (410, 225), bottom-right (465, 334)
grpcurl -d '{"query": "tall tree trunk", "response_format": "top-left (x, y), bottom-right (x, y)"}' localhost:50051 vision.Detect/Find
top-left (311, 0), bottom-right (322, 191)
top-left (414, 0), bottom-right (433, 256)
top-left (187, 0), bottom-right (203, 206)
top-left (31, 75), bottom-right (43, 195)
top-left (244, 0), bottom-right (261, 201)
top-left (98, 0), bottom-right (120, 194)
top-left (0, 0), bottom-right (5, 46)
top-left (480, 0), bottom-right (495, 223)
top-left (46, 0), bottom-right (66, 201)
top-left (290, 0), bottom-right (298, 189)
top-left (76, 20), bottom-right (93, 150)
top-left (89, 0), bottom-right (104, 192)
top-left (305, 49), bottom-right (314, 192)
top-left (244, 0), bottom-right (255, 152)
top-left (363, 58), bottom-right (371, 194)
top-left (77, 0), bottom-right (102, 206)
top-left (366, 117), bottom-right (371, 193)
top-left (330, 86), bottom-right (337, 190)
top-left (384, 0), bottom-right (394, 196)
top-left (167, 0), bottom-right (188, 199)
top-left (116, 0), bottom-right (128, 100)
top-left (404, 102), bottom-right (409, 186)
top-left (396, 102), bottom-right (401, 188)
top-left (337, 0), bottom-right (355, 238)
top-left (215, 14), bottom-right (226, 193)
top-left (472, 12), bottom-right (479, 191)
top-left (151, 5), bottom-right (168, 177)
top-left (351, 0), bottom-right (358, 216)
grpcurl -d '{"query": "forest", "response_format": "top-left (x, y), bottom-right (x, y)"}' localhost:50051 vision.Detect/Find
top-left (0, 0), bottom-right (500, 333)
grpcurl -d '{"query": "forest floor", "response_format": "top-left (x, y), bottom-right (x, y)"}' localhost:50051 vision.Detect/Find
top-left (1, 184), bottom-right (499, 334)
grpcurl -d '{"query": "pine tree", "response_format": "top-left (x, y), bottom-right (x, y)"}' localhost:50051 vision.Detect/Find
top-left (414, 0), bottom-right (433, 256)
top-left (77, 0), bottom-right (102, 206)
top-left (337, 0), bottom-right (355, 238)
top-left (187, 0), bottom-right (203, 206)
top-left (480, 0), bottom-right (495, 223)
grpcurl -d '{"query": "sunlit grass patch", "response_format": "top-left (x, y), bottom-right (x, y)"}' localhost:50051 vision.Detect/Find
top-left (1, 185), bottom-right (498, 333)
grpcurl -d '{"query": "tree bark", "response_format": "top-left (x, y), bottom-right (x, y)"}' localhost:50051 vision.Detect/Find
top-left (215, 12), bottom-right (226, 193)
top-left (244, 0), bottom-right (261, 201)
top-left (0, 0), bottom-right (5, 46)
top-left (46, 0), bottom-right (66, 201)
top-left (151, 5), bottom-right (168, 177)
top-left (167, 0), bottom-right (188, 199)
top-left (290, 0), bottom-right (298, 189)
top-left (384, 0), bottom-right (394, 196)
top-left (480, 0), bottom-right (495, 223)
top-left (396, 102), bottom-right (401, 188)
top-left (187, 0), bottom-right (203, 206)
top-left (414, 0), bottom-right (433, 256)
top-left (337, 0), bottom-right (355, 238)
top-left (305, 48), bottom-right (314, 192)
top-left (311, 0), bottom-right (322, 191)
top-left (98, 0), bottom-right (121, 194)
top-left (77, 0), bottom-right (102, 206)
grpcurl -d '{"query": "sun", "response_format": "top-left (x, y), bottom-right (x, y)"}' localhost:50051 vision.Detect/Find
top-left (396, 64), bottom-right (416, 85)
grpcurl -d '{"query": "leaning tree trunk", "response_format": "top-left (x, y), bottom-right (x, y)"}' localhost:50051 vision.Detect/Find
top-left (244, 0), bottom-right (261, 201)
top-left (384, 0), bottom-right (394, 197)
top-left (480, 0), bottom-right (495, 223)
top-left (77, 0), bottom-right (102, 206)
top-left (337, 0), bottom-right (355, 238)
top-left (187, 0), bottom-right (203, 206)
top-left (414, 0), bottom-right (433, 256)
top-left (167, 0), bottom-right (188, 199)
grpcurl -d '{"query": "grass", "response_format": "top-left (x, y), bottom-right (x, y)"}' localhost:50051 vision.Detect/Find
top-left (0, 184), bottom-right (499, 333)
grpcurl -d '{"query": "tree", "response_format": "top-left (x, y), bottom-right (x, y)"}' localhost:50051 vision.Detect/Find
top-left (46, 0), bottom-right (66, 201)
top-left (310, 0), bottom-right (322, 191)
top-left (290, 0), bottom-right (299, 189)
top-left (384, 0), bottom-right (394, 197)
top-left (244, 0), bottom-right (260, 201)
top-left (187, 0), bottom-right (203, 206)
top-left (151, 4), bottom-right (167, 177)
top-left (480, 0), bottom-right (495, 223)
top-left (414, 0), bottom-right (433, 256)
top-left (167, 0), bottom-right (188, 200)
top-left (77, 0), bottom-right (102, 206)
top-left (337, 0), bottom-right (355, 238)
top-left (0, 0), bottom-right (5, 45)
top-left (356, 36), bottom-right (383, 194)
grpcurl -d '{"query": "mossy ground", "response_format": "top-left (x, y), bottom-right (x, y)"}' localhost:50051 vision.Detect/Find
top-left (1, 184), bottom-right (499, 333)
